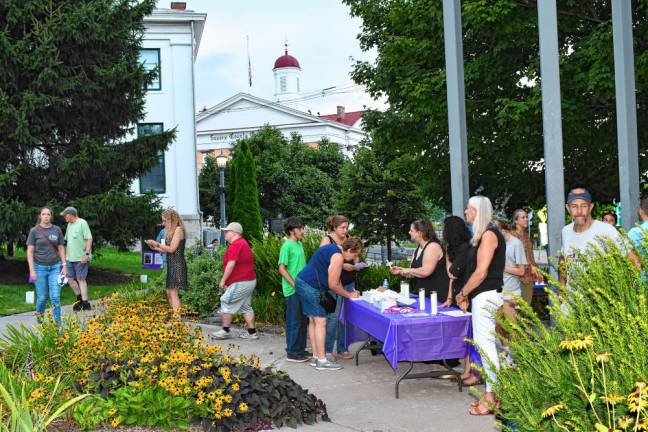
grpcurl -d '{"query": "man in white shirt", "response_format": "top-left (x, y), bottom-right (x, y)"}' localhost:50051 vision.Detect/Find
top-left (560, 187), bottom-right (626, 285)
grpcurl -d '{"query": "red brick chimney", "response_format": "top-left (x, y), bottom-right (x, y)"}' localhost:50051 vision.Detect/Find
top-left (336, 105), bottom-right (345, 121)
top-left (171, 2), bottom-right (187, 10)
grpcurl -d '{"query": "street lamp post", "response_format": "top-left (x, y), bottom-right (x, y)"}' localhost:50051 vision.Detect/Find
top-left (215, 151), bottom-right (228, 244)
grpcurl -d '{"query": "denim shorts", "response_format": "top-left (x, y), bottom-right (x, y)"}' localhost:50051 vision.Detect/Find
top-left (295, 277), bottom-right (326, 317)
top-left (67, 261), bottom-right (89, 280)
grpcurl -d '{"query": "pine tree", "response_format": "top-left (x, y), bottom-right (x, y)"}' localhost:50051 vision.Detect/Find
top-left (0, 0), bottom-right (174, 251)
top-left (230, 140), bottom-right (264, 241)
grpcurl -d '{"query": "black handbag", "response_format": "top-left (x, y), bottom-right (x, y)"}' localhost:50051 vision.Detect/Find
top-left (319, 290), bottom-right (337, 313)
top-left (316, 271), bottom-right (337, 313)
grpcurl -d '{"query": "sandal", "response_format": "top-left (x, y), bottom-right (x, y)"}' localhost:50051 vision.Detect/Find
top-left (462, 375), bottom-right (483, 386)
top-left (468, 401), bottom-right (494, 416)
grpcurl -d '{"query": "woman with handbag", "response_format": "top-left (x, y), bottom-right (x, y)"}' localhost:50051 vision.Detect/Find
top-left (455, 196), bottom-right (505, 416)
top-left (26, 207), bottom-right (67, 326)
top-left (295, 237), bottom-right (363, 371)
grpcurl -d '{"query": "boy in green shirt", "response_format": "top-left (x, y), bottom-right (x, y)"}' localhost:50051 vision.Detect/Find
top-left (278, 217), bottom-right (309, 362)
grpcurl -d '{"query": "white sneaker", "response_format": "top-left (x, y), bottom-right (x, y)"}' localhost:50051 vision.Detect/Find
top-left (309, 357), bottom-right (317, 367)
top-left (240, 332), bottom-right (259, 340)
top-left (315, 359), bottom-right (343, 371)
top-left (211, 329), bottom-right (231, 339)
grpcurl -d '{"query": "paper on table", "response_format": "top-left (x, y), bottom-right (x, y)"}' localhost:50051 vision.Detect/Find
top-left (440, 310), bottom-right (471, 317)
top-left (397, 296), bottom-right (416, 306)
top-left (349, 297), bottom-right (365, 301)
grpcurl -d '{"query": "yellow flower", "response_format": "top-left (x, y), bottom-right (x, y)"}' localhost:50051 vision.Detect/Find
top-left (541, 402), bottom-right (566, 419)
top-left (559, 335), bottom-right (594, 351)
top-left (224, 394), bottom-right (232, 403)
top-left (108, 408), bottom-right (118, 416)
top-left (238, 402), bottom-right (249, 412)
top-left (110, 417), bottom-right (121, 427)
top-left (617, 417), bottom-right (633, 428)
top-left (601, 394), bottom-right (624, 405)
top-left (231, 383), bottom-right (240, 392)
top-left (223, 408), bottom-right (233, 417)
top-left (595, 352), bottom-right (611, 363)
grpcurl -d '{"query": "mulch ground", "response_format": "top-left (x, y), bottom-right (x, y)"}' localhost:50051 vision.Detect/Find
top-left (0, 258), bottom-right (131, 285)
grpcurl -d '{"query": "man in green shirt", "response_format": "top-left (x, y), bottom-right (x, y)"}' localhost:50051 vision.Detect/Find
top-left (61, 207), bottom-right (93, 311)
top-left (278, 217), bottom-right (309, 362)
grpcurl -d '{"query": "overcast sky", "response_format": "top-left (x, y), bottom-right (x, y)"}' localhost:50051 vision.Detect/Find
top-left (177, 0), bottom-right (383, 115)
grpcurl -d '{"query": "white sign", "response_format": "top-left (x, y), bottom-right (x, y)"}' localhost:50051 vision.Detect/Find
top-left (209, 131), bottom-right (253, 144)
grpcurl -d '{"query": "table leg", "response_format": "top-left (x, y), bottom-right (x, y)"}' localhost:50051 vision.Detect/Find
top-left (442, 359), bottom-right (463, 392)
top-left (354, 339), bottom-right (371, 366)
top-left (395, 361), bottom-right (415, 399)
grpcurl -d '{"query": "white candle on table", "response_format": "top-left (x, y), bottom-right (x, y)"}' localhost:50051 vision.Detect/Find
top-left (430, 291), bottom-right (438, 315)
top-left (400, 281), bottom-right (409, 297)
top-left (418, 288), bottom-right (425, 311)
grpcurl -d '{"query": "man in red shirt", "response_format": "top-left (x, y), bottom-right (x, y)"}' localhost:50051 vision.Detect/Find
top-left (212, 222), bottom-right (258, 340)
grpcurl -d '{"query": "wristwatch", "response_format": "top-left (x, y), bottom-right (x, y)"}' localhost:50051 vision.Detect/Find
top-left (84, 252), bottom-right (90, 256)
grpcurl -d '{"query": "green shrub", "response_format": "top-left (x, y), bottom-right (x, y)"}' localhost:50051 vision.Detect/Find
top-left (183, 244), bottom-right (223, 317)
top-left (356, 262), bottom-right (408, 291)
top-left (494, 239), bottom-right (648, 431)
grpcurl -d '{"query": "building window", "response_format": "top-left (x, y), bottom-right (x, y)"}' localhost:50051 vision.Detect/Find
top-left (139, 49), bottom-right (161, 90)
top-left (280, 76), bottom-right (287, 92)
top-left (138, 123), bottom-right (166, 193)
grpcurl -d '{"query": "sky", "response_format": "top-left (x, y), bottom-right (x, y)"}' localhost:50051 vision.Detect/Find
top-left (177, 0), bottom-right (384, 116)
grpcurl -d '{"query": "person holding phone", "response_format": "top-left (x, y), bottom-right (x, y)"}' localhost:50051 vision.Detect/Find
top-left (145, 209), bottom-right (187, 315)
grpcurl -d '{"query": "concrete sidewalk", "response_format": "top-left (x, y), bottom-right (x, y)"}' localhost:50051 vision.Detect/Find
top-left (0, 311), bottom-right (497, 432)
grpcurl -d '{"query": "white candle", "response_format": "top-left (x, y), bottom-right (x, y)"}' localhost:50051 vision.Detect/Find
top-left (430, 291), bottom-right (438, 315)
top-left (400, 281), bottom-right (409, 297)
top-left (418, 288), bottom-right (425, 311)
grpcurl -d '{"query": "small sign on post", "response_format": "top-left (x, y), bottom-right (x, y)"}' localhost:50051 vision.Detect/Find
top-left (141, 240), bottom-right (163, 270)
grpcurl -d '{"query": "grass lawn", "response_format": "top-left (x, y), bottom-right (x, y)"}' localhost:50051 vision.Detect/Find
top-left (0, 247), bottom-right (164, 316)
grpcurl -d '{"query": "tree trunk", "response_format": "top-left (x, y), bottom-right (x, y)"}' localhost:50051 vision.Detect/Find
top-left (386, 228), bottom-right (392, 261)
top-left (7, 241), bottom-right (14, 257)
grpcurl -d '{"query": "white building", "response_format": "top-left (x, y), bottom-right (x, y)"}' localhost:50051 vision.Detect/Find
top-left (195, 49), bottom-right (365, 164)
top-left (133, 3), bottom-right (206, 243)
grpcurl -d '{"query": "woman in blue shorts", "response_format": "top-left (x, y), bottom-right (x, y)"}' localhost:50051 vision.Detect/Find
top-left (295, 237), bottom-right (362, 371)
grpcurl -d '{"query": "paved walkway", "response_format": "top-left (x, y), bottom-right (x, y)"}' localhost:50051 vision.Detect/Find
top-left (0, 310), bottom-right (497, 432)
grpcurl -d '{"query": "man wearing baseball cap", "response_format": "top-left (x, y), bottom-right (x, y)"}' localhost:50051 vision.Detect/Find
top-left (212, 222), bottom-right (258, 340)
top-left (61, 206), bottom-right (93, 311)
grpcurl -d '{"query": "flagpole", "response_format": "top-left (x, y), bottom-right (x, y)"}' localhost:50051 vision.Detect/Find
top-left (246, 35), bottom-right (252, 88)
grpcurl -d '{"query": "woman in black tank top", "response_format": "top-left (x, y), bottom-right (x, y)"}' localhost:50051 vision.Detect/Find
top-left (390, 219), bottom-right (450, 303)
top-left (456, 196), bottom-right (505, 416)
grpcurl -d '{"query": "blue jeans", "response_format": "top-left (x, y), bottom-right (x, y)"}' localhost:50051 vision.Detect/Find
top-left (34, 263), bottom-right (62, 325)
top-left (325, 282), bottom-right (355, 354)
top-left (285, 293), bottom-right (308, 357)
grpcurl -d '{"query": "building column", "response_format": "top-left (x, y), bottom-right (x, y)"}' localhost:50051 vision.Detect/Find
top-left (537, 1), bottom-right (566, 266)
top-left (443, 0), bottom-right (470, 216)
top-left (612, 0), bottom-right (640, 230)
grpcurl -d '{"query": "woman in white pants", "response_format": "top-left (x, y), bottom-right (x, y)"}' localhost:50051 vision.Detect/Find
top-left (455, 196), bottom-right (505, 416)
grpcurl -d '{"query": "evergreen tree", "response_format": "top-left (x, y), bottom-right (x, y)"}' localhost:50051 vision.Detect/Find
top-left (198, 156), bottom-right (220, 224)
top-left (230, 140), bottom-right (264, 241)
top-left (0, 0), bottom-right (173, 252)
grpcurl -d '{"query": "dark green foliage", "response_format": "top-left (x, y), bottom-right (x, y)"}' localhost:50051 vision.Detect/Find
top-left (182, 244), bottom-right (223, 318)
top-left (344, 0), bottom-right (648, 213)
top-left (230, 126), bottom-right (348, 227)
top-left (229, 140), bottom-right (264, 241)
top-left (198, 156), bottom-right (221, 224)
top-left (0, 0), bottom-right (174, 251)
top-left (338, 140), bottom-right (427, 259)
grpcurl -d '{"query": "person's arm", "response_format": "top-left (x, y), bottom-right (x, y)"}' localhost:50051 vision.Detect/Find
top-left (327, 254), bottom-right (359, 298)
top-left (58, 245), bottom-right (67, 273)
top-left (504, 265), bottom-right (526, 277)
top-left (278, 264), bottom-right (295, 287)
top-left (320, 236), bottom-right (331, 247)
top-left (27, 245), bottom-right (36, 281)
top-left (456, 231), bottom-right (497, 299)
top-left (628, 250), bottom-right (642, 270)
top-left (559, 255), bottom-right (566, 286)
top-left (80, 222), bottom-right (93, 264)
top-left (220, 261), bottom-right (236, 289)
top-left (401, 243), bottom-right (442, 278)
top-left (154, 228), bottom-right (183, 253)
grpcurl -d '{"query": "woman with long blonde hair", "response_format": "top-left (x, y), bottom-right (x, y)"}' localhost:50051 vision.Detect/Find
top-left (146, 209), bottom-right (188, 314)
top-left (455, 196), bottom-right (505, 416)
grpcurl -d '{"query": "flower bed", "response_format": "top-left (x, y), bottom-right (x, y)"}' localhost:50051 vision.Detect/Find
top-left (0, 292), bottom-right (329, 430)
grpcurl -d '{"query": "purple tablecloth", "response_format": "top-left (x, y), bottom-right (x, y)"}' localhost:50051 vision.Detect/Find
top-left (340, 297), bottom-right (473, 371)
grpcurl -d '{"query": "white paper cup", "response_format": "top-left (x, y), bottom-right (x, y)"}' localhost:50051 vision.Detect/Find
top-left (140, 274), bottom-right (148, 283)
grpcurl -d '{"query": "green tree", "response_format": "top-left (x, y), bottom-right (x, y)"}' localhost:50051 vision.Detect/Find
top-left (0, 0), bottom-right (174, 252)
top-left (236, 126), bottom-right (347, 226)
top-left (198, 156), bottom-right (220, 224)
top-left (344, 0), bottom-right (648, 213)
top-left (230, 140), bottom-right (264, 241)
top-left (338, 138), bottom-right (427, 260)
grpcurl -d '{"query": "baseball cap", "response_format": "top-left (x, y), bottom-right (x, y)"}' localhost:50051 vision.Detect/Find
top-left (566, 190), bottom-right (592, 203)
top-left (60, 206), bottom-right (78, 216)
top-left (222, 222), bottom-right (243, 234)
